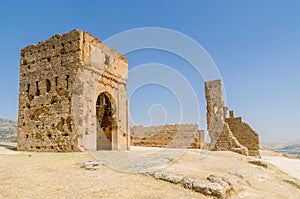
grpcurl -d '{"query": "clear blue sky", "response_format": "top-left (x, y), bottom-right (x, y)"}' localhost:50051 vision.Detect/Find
top-left (0, 0), bottom-right (299, 142)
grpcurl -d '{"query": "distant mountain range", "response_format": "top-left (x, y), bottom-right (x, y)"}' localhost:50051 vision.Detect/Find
top-left (0, 118), bottom-right (17, 142)
top-left (262, 141), bottom-right (300, 152)
top-left (278, 144), bottom-right (300, 151)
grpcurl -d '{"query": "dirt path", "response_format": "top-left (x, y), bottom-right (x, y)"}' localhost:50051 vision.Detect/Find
top-left (262, 156), bottom-right (300, 180)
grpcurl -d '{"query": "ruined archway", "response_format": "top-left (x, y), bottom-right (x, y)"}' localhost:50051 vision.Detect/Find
top-left (96, 92), bottom-right (116, 150)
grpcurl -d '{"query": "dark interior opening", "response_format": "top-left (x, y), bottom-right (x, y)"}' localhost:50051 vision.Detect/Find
top-left (96, 93), bottom-right (115, 150)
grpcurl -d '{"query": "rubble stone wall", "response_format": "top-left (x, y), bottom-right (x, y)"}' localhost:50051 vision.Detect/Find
top-left (226, 115), bottom-right (260, 157)
top-left (131, 124), bottom-right (204, 149)
top-left (205, 80), bottom-right (250, 156)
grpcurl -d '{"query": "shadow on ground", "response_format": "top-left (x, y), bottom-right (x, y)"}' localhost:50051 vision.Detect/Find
top-left (0, 143), bottom-right (17, 151)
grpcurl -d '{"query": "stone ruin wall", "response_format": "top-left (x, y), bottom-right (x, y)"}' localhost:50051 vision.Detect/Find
top-left (205, 80), bottom-right (248, 155)
top-left (131, 124), bottom-right (204, 149)
top-left (226, 111), bottom-right (260, 157)
top-left (17, 30), bottom-right (130, 152)
top-left (18, 30), bottom-right (82, 152)
top-left (205, 79), bottom-right (226, 145)
top-left (72, 31), bottom-right (129, 151)
top-left (16, 29), bottom-right (259, 155)
top-left (205, 80), bottom-right (260, 157)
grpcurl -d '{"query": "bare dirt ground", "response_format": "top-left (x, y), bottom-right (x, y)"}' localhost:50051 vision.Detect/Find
top-left (1, 142), bottom-right (300, 199)
top-left (260, 150), bottom-right (300, 180)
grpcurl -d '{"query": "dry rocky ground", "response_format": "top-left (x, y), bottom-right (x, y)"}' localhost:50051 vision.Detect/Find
top-left (1, 142), bottom-right (300, 199)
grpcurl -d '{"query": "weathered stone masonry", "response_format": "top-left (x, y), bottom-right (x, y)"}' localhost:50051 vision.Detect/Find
top-left (17, 30), bottom-right (260, 155)
top-left (226, 111), bottom-right (260, 157)
top-left (17, 30), bottom-right (130, 152)
top-left (131, 124), bottom-right (204, 149)
top-left (205, 80), bottom-right (260, 157)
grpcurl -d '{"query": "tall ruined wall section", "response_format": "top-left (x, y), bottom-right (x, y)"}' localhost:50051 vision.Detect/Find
top-left (205, 80), bottom-right (225, 145)
top-left (205, 80), bottom-right (248, 155)
top-left (18, 30), bottom-right (82, 151)
top-left (131, 124), bottom-right (204, 149)
top-left (226, 114), bottom-right (260, 157)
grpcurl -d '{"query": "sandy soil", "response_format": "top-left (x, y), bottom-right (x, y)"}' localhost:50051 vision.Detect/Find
top-left (0, 142), bottom-right (19, 154)
top-left (262, 156), bottom-right (300, 180)
top-left (1, 143), bottom-right (300, 199)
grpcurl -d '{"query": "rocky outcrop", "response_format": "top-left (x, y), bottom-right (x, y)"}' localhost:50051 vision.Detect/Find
top-left (81, 160), bottom-right (104, 170)
top-left (0, 118), bottom-right (17, 142)
top-left (142, 171), bottom-right (233, 198)
top-left (248, 160), bottom-right (268, 168)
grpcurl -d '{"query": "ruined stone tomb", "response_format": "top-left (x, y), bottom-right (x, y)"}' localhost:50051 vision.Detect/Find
top-left (17, 30), bottom-right (130, 152)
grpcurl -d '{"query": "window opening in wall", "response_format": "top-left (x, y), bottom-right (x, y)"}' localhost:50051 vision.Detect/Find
top-left (66, 75), bottom-right (69, 89)
top-left (36, 81), bottom-right (40, 96)
top-left (55, 77), bottom-right (58, 87)
top-left (46, 79), bottom-right (51, 92)
top-left (26, 84), bottom-right (30, 93)
top-left (104, 55), bottom-right (110, 65)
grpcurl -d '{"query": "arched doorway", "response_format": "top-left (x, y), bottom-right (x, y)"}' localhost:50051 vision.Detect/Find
top-left (96, 92), bottom-right (116, 150)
